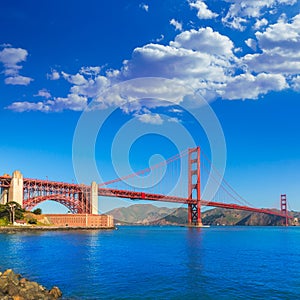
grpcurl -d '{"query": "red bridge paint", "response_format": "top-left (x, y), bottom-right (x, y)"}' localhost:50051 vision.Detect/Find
top-left (0, 146), bottom-right (292, 226)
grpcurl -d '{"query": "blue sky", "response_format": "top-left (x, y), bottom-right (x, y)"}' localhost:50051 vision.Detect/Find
top-left (1, 0), bottom-right (300, 213)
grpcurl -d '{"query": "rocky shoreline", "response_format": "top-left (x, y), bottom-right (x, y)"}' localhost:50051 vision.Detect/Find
top-left (0, 269), bottom-right (62, 299)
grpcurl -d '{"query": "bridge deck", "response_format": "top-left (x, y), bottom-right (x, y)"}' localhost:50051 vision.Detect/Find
top-left (98, 188), bottom-right (292, 219)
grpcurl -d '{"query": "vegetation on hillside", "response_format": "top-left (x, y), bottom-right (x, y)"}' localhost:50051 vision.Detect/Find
top-left (33, 208), bottom-right (42, 215)
top-left (0, 202), bottom-right (24, 225)
top-left (108, 204), bottom-right (298, 226)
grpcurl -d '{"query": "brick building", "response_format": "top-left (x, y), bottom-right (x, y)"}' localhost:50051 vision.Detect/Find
top-left (45, 214), bottom-right (114, 228)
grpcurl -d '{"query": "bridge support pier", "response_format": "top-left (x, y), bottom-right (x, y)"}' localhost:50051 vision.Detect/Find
top-left (0, 188), bottom-right (9, 204)
top-left (91, 181), bottom-right (98, 214)
top-left (280, 194), bottom-right (288, 226)
top-left (8, 171), bottom-right (23, 207)
top-left (188, 147), bottom-right (202, 227)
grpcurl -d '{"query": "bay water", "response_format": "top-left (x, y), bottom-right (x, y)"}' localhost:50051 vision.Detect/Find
top-left (0, 226), bottom-right (299, 299)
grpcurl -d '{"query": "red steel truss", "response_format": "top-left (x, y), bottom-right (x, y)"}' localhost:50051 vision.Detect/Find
top-left (22, 178), bottom-right (92, 213)
top-left (0, 175), bottom-right (11, 188)
top-left (0, 147), bottom-right (292, 225)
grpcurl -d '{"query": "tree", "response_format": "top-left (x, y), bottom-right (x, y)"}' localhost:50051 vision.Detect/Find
top-left (1, 202), bottom-right (25, 224)
top-left (32, 208), bottom-right (42, 215)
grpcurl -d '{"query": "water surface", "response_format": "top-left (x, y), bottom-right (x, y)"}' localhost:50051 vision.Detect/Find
top-left (0, 226), bottom-right (299, 299)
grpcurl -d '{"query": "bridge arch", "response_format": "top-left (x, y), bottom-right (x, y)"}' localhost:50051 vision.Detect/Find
top-left (23, 195), bottom-right (82, 213)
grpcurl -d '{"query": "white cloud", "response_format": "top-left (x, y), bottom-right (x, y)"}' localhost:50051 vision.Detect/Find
top-left (243, 14), bottom-right (300, 74)
top-left (167, 117), bottom-right (180, 123)
top-left (70, 75), bottom-right (110, 98)
top-left (256, 14), bottom-right (300, 49)
top-left (171, 27), bottom-right (234, 57)
top-left (35, 89), bottom-right (51, 99)
top-left (169, 108), bottom-right (183, 114)
top-left (222, 73), bottom-right (287, 100)
top-left (79, 66), bottom-right (101, 76)
top-left (9, 66), bottom-right (111, 112)
top-left (139, 3), bottom-right (149, 12)
top-left (155, 34), bottom-right (165, 42)
top-left (51, 94), bottom-right (88, 111)
top-left (62, 71), bottom-right (88, 85)
top-left (170, 19), bottom-right (183, 31)
top-left (7, 101), bottom-right (50, 112)
top-left (189, 0), bottom-right (218, 19)
top-left (245, 38), bottom-right (257, 51)
top-left (222, 0), bottom-right (297, 31)
top-left (8, 10), bottom-right (300, 114)
top-left (5, 75), bottom-right (33, 85)
top-left (136, 113), bottom-right (163, 125)
top-left (8, 94), bottom-right (88, 112)
top-left (254, 18), bottom-right (268, 30)
top-left (0, 46), bottom-right (33, 85)
top-left (234, 47), bottom-right (243, 53)
top-left (222, 15), bottom-right (248, 31)
top-left (47, 69), bottom-right (60, 80)
top-left (122, 43), bottom-right (231, 83)
top-left (291, 75), bottom-right (300, 91)
top-left (0, 47), bottom-right (28, 74)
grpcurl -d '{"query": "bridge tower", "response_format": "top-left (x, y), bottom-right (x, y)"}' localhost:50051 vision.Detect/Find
top-left (188, 147), bottom-right (202, 226)
top-left (280, 194), bottom-right (288, 226)
top-left (91, 181), bottom-right (98, 214)
top-left (8, 170), bottom-right (23, 207)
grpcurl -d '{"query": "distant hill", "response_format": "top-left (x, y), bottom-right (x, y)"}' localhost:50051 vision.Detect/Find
top-left (107, 204), bottom-right (299, 226)
top-left (107, 204), bottom-right (187, 225)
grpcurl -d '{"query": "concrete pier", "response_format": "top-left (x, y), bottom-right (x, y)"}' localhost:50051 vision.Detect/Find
top-left (91, 181), bottom-right (98, 214)
top-left (0, 188), bottom-right (8, 204)
top-left (8, 170), bottom-right (23, 206)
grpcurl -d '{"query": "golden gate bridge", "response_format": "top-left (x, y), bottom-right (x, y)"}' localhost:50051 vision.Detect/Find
top-left (0, 147), bottom-right (291, 226)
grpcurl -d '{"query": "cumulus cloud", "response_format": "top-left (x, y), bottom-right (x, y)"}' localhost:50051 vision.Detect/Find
top-left (254, 18), bottom-right (269, 30)
top-left (243, 14), bottom-right (300, 74)
top-left (291, 75), bottom-right (300, 91)
top-left (245, 38), bottom-right (257, 51)
top-left (35, 89), bottom-right (51, 99)
top-left (136, 113), bottom-right (163, 124)
top-left (8, 94), bottom-right (88, 112)
top-left (47, 69), bottom-right (60, 80)
top-left (62, 71), bottom-right (88, 85)
top-left (5, 75), bottom-right (33, 85)
top-left (7, 101), bottom-right (50, 112)
top-left (222, 0), bottom-right (297, 31)
top-left (9, 65), bottom-right (112, 113)
top-left (170, 19), bottom-right (183, 31)
top-left (189, 0), bottom-right (218, 19)
top-left (0, 47), bottom-right (28, 75)
top-left (122, 43), bottom-right (231, 83)
top-left (79, 66), bottom-right (101, 76)
top-left (8, 9), bottom-right (300, 115)
top-left (170, 27), bottom-right (234, 57)
top-left (222, 73), bottom-right (288, 100)
top-left (0, 46), bottom-right (33, 85)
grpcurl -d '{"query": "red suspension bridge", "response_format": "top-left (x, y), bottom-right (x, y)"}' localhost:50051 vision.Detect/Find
top-left (0, 147), bottom-right (291, 226)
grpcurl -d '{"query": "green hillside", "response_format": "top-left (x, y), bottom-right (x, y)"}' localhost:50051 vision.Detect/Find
top-left (108, 204), bottom-right (298, 226)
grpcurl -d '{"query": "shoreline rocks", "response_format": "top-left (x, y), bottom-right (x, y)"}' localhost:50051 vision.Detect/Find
top-left (0, 269), bottom-right (62, 300)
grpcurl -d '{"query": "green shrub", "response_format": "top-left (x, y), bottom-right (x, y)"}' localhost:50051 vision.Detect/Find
top-left (28, 218), bottom-right (37, 224)
top-left (0, 218), bottom-right (8, 226)
top-left (32, 208), bottom-right (42, 215)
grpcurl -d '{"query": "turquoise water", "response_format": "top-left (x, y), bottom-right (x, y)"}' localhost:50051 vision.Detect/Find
top-left (0, 226), bottom-right (299, 299)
